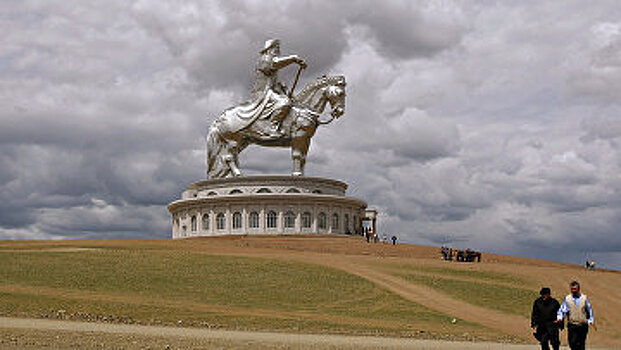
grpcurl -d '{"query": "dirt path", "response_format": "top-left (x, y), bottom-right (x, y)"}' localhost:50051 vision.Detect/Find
top-left (0, 317), bottom-right (581, 349)
top-left (202, 249), bottom-right (531, 340)
top-left (335, 261), bottom-right (529, 336)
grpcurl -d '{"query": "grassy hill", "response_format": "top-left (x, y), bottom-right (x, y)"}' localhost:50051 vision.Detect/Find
top-left (0, 235), bottom-right (619, 347)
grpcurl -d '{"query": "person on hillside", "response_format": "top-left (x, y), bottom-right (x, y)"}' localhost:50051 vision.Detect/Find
top-left (466, 249), bottom-right (475, 262)
top-left (531, 287), bottom-right (561, 350)
top-left (556, 281), bottom-right (595, 350)
top-left (456, 249), bottom-right (464, 262)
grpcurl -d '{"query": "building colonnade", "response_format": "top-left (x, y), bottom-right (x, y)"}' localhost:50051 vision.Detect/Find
top-left (173, 204), bottom-right (362, 238)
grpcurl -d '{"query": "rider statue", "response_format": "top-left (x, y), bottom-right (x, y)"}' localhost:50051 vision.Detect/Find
top-left (206, 39), bottom-right (346, 178)
top-left (248, 39), bottom-right (307, 138)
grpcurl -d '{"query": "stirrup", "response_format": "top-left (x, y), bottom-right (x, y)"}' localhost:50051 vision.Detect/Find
top-left (266, 130), bottom-right (283, 138)
top-left (266, 124), bottom-right (283, 138)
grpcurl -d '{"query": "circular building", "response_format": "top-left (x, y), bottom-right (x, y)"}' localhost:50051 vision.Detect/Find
top-left (168, 176), bottom-right (367, 238)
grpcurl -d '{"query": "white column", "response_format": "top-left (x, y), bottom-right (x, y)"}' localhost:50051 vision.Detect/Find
top-left (297, 207), bottom-right (301, 234)
top-left (261, 204), bottom-right (265, 231)
top-left (278, 207), bottom-right (284, 234)
top-left (312, 204), bottom-right (318, 234)
top-left (209, 208), bottom-right (214, 236)
top-left (226, 204), bottom-right (231, 235)
top-left (242, 205), bottom-right (247, 234)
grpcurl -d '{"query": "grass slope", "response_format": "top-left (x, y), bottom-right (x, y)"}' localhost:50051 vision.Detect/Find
top-left (0, 247), bottom-right (479, 338)
top-left (0, 236), bottom-right (619, 347)
top-left (380, 264), bottom-right (538, 317)
top-left (398, 274), bottom-right (537, 317)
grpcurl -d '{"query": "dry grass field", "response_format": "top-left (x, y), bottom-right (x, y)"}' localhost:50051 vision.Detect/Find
top-left (0, 235), bottom-right (619, 348)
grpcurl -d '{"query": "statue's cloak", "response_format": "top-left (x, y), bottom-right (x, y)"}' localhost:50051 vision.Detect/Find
top-left (222, 88), bottom-right (285, 134)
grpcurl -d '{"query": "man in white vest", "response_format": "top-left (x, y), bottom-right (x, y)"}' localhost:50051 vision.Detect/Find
top-left (556, 281), bottom-right (595, 350)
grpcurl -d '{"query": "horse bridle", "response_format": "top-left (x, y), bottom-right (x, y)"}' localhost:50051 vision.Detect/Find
top-left (294, 84), bottom-right (343, 125)
top-left (318, 85), bottom-right (344, 124)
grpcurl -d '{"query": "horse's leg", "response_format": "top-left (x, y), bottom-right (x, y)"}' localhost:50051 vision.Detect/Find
top-left (291, 141), bottom-right (302, 176)
top-left (299, 138), bottom-right (310, 175)
top-left (291, 136), bottom-right (310, 176)
top-left (232, 139), bottom-right (249, 177)
top-left (223, 139), bottom-right (242, 177)
top-left (290, 111), bottom-right (317, 176)
top-left (221, 154), bottom-right (240, 177)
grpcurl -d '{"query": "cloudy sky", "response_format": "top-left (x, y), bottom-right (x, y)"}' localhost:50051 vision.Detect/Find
top-left (2, 1), bottom-right (620, 269)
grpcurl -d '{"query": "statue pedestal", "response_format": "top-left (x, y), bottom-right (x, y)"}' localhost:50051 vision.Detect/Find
top-left (168, 176), bottom-right (367, 238)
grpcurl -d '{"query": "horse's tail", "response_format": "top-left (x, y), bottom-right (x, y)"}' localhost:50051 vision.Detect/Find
top-left (206, 122), bottom-right (228, 179)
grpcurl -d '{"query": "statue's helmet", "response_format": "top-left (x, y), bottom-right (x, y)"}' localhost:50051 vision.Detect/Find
top-left (260, 39), bottom-right (280, 54)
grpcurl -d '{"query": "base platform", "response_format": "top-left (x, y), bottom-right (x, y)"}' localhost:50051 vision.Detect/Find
top-left (168, 176), bottom-right (368, 238)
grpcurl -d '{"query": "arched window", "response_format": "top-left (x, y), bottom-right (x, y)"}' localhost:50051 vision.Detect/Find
top-left (249, 211), bottom-right (259, 228)
top-left (318, 212), bottom-right (327, 229)
top-left (202, 214), bottom-right (209, 230)
top-left (286, 188), bottom-right (300, 193)
top-left (207, 191), bottom-right (217, 196)
top-left (257, 188), bottom-right (272, 193)
top-left (182, 225), bottom-right (187, 236)
top-left (332, 214), bottom-right (339, 231)
top-left (191, 215), bottom-right (197, 232)
top-left (302, 212), bottom-right (312, 228)
top-left (284, 211), bottom-right (296, 228)
top-left (229, 189), bottom-right (243, 194)
top-left (266, 210), bottom-right (277, 228)
top-left (216, 213), bottom-right (225, 230)
top-left (344, 214), bottom-right (350, 233)
top-left (232, 212), bottom-right (242, 229)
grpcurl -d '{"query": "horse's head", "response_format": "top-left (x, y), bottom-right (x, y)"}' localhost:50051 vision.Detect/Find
top-left (294, 75), bottom-right (346, 123)
top-left (325, 76), bottom-right (346, 119)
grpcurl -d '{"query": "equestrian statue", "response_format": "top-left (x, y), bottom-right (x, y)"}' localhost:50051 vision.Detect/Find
top-left (206, 39), bottom-right (346, 178)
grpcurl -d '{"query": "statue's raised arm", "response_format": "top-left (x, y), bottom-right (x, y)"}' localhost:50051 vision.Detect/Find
top-left (206, 39), bottom-right (346, 179)
top-left (272, 53), bottom-right (307, 70)
top-left (250, 39), bottom-right (306, 138)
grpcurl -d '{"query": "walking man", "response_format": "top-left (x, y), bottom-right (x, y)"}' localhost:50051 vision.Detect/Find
top-left (557, 281), bottom-right (595, 350)
top-left (531, 287), bottom-right (561, 350)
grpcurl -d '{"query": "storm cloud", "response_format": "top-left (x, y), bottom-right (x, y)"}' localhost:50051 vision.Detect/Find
top-left (1, 0), bottom-right (620, 269)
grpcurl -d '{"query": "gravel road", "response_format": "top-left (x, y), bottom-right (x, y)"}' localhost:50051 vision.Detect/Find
top-left (2, 317), bottom-right (611, 349)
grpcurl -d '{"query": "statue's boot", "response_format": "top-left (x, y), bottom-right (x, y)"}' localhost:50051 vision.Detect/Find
top-left (266, 122), bottom-right (283, 138)
top-left (265, 107), bottom-right (288, 139)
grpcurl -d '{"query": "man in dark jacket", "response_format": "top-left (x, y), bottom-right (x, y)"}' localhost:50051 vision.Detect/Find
top-left (531, 287), bottom-right (561, 350)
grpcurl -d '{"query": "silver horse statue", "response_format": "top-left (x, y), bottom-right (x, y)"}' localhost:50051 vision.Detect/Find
top-left (206, 74), bottom-right (346, 178)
